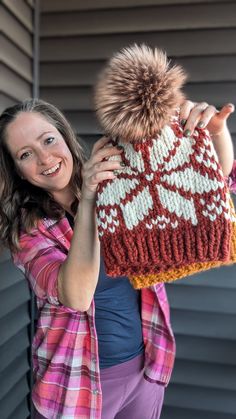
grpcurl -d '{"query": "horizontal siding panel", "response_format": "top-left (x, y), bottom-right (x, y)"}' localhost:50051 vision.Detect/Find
top-left (171, 309), bottom-right (236, 339)
top-left (79, 133), bottom-right (236, 157)
top-left (164, 384), bottom-right (236, 414)
top-left (0, 248), bottom-right (11, 263)
top-left (0, 351), bottom-right (30, 402)
top-left (0, 4), bottom-right (33, 57)
top-left (162, 405), bottom-right (236, 419)
top-left (41, 83), bottom-right (236, 123)
top-left (0, 375), bottom-right (30, 419)
top-left (3, 0), bottom-right (33, 32)
top-left (0, 64), bottom-right (32, 101)
top-left (0, 94), bottom-right (16, 114)
top-left (40, 29), bottom-right (236, 61)
top-left (175, 334), bottom-right (236, 365)
top-left (0, 34), bottom-right (32, 82)
top-left (0, 259), bottom-right (24, 292)
top-left (40, 86), bottom-right (92, 110)
top-left (0, 328), bottom-right (30, 372)
top-left (0, 304), bottom-right (30, 346)
top-left (40, 61), bottom-right (105, 86)
top-left (172, 359), bottom-right (236, 390)
top-left (64, 108), bottom-right (236, 136)
top-left (176, 55), bottom-right (236, 82)
top-left (79, 135), bottom-right (101, 153)
top-left (25, 0), bottom-right (34, 8)
top-left (167, 285), bottom-right (236, 314)
top-left (40, 0), bottom-right (232, 12)
top-left (40, 55), bottom-right (236, 87)
top-left (41, 4), bottom-right (236, 37)
top-left (64, 111), bottom-right (100, 135)
top-left (0, 280), bottom-right (30, 318)
top-left (166, 263), bottom-right (236, 288)
top-left (1, 0), bottom-right (34, 417)
top-left (8, 399), bottom-right (30, 419)
top-left (185, 82), bottom-right (236, 107)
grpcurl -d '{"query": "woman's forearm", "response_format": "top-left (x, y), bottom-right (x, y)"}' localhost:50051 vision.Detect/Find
top-left (211, 127), bottom-right (234, 176)
top-left (58, 198), bottom-right (100, 312)
top-left (56, 137), bottom-right (123, 312)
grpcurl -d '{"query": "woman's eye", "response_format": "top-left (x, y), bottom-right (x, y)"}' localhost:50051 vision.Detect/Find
top-left (45, 137), bottom-right (55, 145)
top-left (20, 151), bottom-right (31, 160)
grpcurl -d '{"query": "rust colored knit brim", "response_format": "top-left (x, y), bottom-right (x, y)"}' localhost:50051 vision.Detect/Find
top-left (129, 199), bottom-right (236, 288)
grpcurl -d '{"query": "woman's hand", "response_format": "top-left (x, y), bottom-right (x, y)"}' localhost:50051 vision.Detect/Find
top-left (179, 101), bottom-right (235, 137)
top-left (179, 101), bottom-right (235, 176)
top-left (81, 136), bottom-right (124, 201)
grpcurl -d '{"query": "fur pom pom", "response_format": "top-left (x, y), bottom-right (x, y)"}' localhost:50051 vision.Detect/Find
top-left (94, 44), bottom-right (187, 142)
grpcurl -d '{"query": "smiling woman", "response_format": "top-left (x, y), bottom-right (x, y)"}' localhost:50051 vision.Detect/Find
top-left (0, 99), bottom-right (85, 251)
top-left (0, 97), bottom-right (234, 419)
top-left (6, 112), bottom-right (74, 207)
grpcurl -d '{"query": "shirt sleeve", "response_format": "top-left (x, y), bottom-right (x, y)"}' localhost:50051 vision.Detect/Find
top-left (12, 228), bottom-right (67, 306)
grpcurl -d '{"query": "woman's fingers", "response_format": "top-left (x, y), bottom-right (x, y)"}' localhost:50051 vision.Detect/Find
top-left (182, 102), bottom-right (211, 135)
top-left (180, 100), bottom-right (235, 137)
top-left (194, 105), bottom-right (217, 128)
top-left (86, 159), bottom-right (124, 177)
top-left (81, 141), bottom-right (125, 199)
top-left (179, 100), bottom-right (195, 125)
top-left (90, 136), bottom-right (110, 155)
top-left (217, 103), bottom-right (235, 122)
top-left (206, 103), bottom-right (235, 136)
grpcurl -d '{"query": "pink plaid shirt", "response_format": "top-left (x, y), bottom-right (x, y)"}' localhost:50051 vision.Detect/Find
top-left (12, 216), bottom-right (175, 419)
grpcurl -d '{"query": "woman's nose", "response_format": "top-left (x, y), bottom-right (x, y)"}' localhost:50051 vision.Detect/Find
top-left (36, 148), bottom-right (53, 165)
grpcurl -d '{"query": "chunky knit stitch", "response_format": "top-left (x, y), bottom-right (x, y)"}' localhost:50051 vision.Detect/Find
top-left (130, 198), bottom-right (236, 288)
top-left (94, 44), bottom-right (236, 285)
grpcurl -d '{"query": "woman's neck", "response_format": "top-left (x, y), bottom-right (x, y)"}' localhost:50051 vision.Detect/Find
top-left (52, 188), bottom-right (75, 215)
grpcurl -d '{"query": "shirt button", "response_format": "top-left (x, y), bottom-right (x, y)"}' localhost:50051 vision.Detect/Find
top-left (92, 389), bottom-right (99, 395)
top-left (92, 357), bottom-right (97, 364)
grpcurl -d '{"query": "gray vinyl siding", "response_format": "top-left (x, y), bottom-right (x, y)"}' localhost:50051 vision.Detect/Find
top-left (0, 1), bottom-right (34, 418)
top-left (39, 1), bottom-right (236, 418)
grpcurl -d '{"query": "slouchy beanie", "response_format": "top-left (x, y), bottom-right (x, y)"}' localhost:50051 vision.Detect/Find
top-left (94, 44), bottom-right (236, 285)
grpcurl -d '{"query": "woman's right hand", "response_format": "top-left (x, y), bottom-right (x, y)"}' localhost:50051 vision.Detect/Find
top-left (81, 136), bottom-right (124, 201)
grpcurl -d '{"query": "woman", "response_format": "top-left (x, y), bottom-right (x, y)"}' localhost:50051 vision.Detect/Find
top-left (0, 99), bottom-right (234, 419)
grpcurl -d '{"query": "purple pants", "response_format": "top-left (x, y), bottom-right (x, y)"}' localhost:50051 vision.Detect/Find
top-left (34, 354), bottom-right (165, 419)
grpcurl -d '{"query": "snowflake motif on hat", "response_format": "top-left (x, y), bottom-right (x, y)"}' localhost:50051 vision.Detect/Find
top-left (96, 124), bottom-right (229, 238)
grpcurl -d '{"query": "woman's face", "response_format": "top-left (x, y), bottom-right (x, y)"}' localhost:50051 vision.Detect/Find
top-left (5, 112), bottom-right (74, 203)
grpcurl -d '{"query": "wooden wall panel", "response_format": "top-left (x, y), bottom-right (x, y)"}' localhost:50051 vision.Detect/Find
top-left (40, 29), bottom-right (236, 61)
top-left (0, 1), bottom-right (35, 418)
top-left (41, 0), bottom-right (230, 12)
top-left (41, 3), bottom-right (236, 36)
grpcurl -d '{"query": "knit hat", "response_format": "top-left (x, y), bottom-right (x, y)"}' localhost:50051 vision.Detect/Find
top-left (94, 44), bottom-right (236, 284)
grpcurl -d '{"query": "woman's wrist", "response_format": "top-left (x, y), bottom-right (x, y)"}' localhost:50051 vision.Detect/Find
top-left (209, 125), bottom-right (228, 141)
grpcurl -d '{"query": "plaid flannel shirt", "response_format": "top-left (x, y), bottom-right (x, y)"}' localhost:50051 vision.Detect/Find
top-left (12, 216), bottom-right (175, 419)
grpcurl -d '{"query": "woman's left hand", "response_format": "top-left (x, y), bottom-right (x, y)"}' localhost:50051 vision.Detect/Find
top-left (179, 100), bottom-right (235, 137)
top-left (179, 100), bottom-right (235, 177)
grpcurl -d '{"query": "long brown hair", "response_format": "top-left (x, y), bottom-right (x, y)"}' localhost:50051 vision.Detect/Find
top-left (0, 98), bottom-right (85, 251)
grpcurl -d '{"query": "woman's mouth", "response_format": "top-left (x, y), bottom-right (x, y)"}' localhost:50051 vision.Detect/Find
top-left (42, 162), bottom-right (61, 176)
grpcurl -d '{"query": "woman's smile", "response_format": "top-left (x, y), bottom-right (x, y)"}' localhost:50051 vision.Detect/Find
top-left (41, 161), bottom-right (62, 176)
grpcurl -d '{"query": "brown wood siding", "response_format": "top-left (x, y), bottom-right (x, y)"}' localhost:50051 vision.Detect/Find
top-left (0, 1), bottom-right (34, 418)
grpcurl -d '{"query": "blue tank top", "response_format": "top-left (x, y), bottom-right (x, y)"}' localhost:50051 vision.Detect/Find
top-left (65, 212), bottom-right (144, 369)
top-left (94, 258), bottom-right (144, 369)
